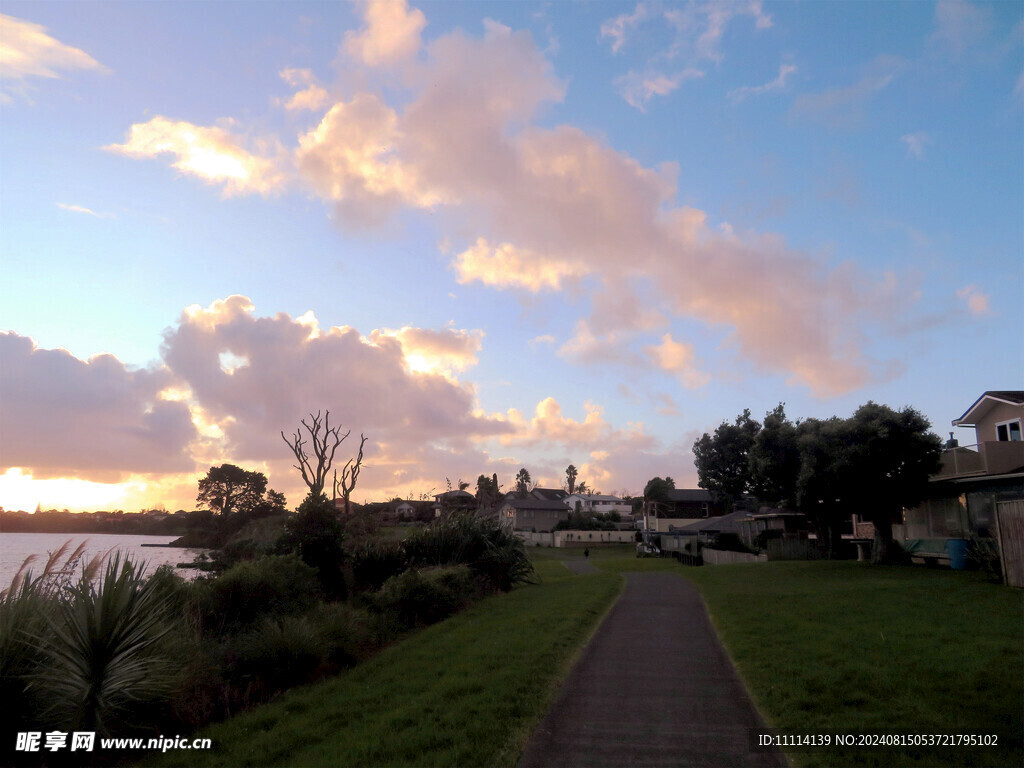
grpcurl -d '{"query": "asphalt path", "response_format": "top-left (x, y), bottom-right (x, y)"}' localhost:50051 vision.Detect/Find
top-left (517, 571), bottom-right (786, 768)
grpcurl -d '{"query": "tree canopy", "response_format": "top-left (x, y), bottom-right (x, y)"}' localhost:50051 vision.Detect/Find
top-left (196, 464), bottom-right (268, 517)
top-left (692, 401), bottom-right (942, 560)
top-left (692, 408), bottom-right (760, 509)
top-left (565, 465), bottom-right (578, 494)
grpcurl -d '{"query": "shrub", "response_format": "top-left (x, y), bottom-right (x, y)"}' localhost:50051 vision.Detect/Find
top-left (192, 555), bottom-right (321, 636)
top-left (306, 602), bottom-right (376, 668)
top-left (371, 569), bottom-right (460, 630)
top-left (350, 540), bottom-right (408, 593)
top-left (279, 494), bottom-right (347, 599)
top-left (32, 555), bottom-right (175, 735)
top-left (966, 537), bottom-right (1003, 583)
top-left (403, 514), bottom-right (534, 591)
top-left (221, 616), bottom-right (324, 696)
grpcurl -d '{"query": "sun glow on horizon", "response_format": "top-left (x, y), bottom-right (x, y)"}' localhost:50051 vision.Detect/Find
top-left (0, 468), bottom-right (134, 512)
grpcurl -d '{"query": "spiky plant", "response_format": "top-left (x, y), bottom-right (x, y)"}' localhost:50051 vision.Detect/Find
top-left (31, 553), bottom-right (175, 735)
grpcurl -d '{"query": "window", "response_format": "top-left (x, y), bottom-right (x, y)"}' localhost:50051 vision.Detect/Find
top-left (995, 419), bottom-right (1022, 441)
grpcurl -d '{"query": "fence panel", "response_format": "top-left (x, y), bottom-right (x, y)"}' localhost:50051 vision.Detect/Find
top-left (995, 500), bottom-right (1024, 588)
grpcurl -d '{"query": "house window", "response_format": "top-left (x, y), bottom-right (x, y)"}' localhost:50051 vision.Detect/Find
top-left (995, 419), bottom-right (1022, 441)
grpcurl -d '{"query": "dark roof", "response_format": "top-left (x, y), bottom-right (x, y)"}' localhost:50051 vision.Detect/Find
top-left (954, 391), bottom-right (1024, 426)
top-left (673, 510), bottom-right (748, 534)
top-left (532, 487), bottom-right (569, 501)
top-left (666, 489), bottom-right (713, 503)
top-left (434, 489), bottom-right (474, 500)
top-left (502, 497), bottom-right (570, 512)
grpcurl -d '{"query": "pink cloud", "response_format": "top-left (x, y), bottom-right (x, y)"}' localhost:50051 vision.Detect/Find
top-left (0, 332), bottom-right (197, 482)
top-left (344, 0), bottom-right (427, 68)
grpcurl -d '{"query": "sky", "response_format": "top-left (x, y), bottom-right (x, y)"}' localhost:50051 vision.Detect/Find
top-left (1, 0), bottom-right (1021, 513)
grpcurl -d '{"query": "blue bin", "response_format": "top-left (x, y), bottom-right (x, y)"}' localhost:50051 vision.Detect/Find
top-left (946, 539), bottom-right (968, 570)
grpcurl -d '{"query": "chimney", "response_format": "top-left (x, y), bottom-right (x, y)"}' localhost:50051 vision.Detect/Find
top-left (945, 432), bottom-right (959, 449)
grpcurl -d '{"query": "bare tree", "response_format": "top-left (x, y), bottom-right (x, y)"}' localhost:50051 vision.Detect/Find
top-left (333, 433), bottom-right (367, 514)
top-left (281, 410), bottom-right (350, 500)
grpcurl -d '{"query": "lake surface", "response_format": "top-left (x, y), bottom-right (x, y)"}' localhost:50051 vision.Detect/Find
top-left (0, 532), bottom-right (210, 588)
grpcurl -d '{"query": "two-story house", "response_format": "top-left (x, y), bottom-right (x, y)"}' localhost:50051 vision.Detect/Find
top-left (895, 391), bottom-right (1024, 574)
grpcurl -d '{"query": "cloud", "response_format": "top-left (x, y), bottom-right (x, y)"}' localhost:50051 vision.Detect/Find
top-left (56, 202), bottom-right (110, 218)
top-left (600, 3), bottom-right (650, 54)
top-left (901, 132), bottom-right (931, 158)
top-left (0, 14), bottom-right (108, 101)
top-left (793, 55), bottom-right (903, 129)
top-left (615, 68), bottom-right (704, 110)
top-left (644, 333), bottom-right (710, 389)
top-left (278, 68), bottom-right (330, 112)
top-left (957, 285), bottom-right (991, 316)
top-left (930, 0), bottom-right (992, 57)
top-left (344, 0), bottom-right (426, 67)
top-left (367, 326), bottom-right (483, 378)
top-left (663, 1), bottom-right (773, 63)
top-left (296, 93), bottom-right (445, 223)
top-left (0, 332), bottom-right (197, 482)
top-left (452, 238), bottom-right (584, 292)
top-left (728, 63), bottom-right (797, 103)
top-left (114, 10), bottom-right (912, 399)
top-left (106, 117), bottom-right (286, 196)
top-left (160, 296), bottom-right (509, 466)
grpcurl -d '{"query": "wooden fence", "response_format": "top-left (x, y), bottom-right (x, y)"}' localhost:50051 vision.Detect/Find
top-left (995, 499), bottom-right (1024, 588)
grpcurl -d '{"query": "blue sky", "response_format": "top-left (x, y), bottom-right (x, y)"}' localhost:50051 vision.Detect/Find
top-left (1, 1), bottom-right (1021, 512)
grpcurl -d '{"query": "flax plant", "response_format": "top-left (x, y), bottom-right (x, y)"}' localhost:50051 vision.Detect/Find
top-left (31, 553), bottom-right (175, 735)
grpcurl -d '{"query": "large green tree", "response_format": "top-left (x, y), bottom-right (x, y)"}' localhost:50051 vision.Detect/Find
top-left (692, 408), bottom-right (761, 510)
top-left (840, 402), bottom-right (942, 562)
top-left (795, 404), bottom-right (942, 560)
top-left (196, 464), bottom-right (268, 517)
top-left (747, 404), bottom-right (801, 507)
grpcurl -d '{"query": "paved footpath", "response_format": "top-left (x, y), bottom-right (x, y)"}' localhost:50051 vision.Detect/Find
top-left (518, 572), bottom-right (786, 768)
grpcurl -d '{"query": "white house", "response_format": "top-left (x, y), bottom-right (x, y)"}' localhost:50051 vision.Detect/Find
top-left (563, 493), bottom-right (632, 515)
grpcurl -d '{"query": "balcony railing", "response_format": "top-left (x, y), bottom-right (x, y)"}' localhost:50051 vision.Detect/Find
top-left (935, 441), bottom-right (1024, 479)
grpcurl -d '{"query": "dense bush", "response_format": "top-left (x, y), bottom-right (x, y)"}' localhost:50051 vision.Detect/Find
top-left (221, 616), bottom-right (324, 696)
top-left (370, 567), bottom-right (478, 630)
top-left (404, 514), bottom-right (534, 591)
top-left (279, 494), bottom-right (347, 599)
top-left (191, 554), bottom-right (321, 635)
top-left (350, 540), bottom-right (408, 593)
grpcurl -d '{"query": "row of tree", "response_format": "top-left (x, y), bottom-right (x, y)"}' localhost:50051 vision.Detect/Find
top-left (691, 402), bottom-right (943, 561)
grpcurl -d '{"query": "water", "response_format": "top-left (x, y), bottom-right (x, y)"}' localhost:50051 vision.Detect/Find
top-left (0, 532), bottom-right (211, 588)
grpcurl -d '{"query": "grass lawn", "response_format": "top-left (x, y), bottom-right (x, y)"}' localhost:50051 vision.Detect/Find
top-left (147, 568), bottom-right (621, 768)
top-left (682, 561), bottom-right (1023, 768)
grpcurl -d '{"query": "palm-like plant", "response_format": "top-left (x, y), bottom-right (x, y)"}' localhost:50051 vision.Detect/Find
top-left (32, 554), bottom-right (174, 734)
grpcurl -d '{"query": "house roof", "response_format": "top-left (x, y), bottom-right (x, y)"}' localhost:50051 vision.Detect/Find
top-left (434, 489), bottom-right (474, 500)
top-left (672, 510), bottom-right (748, 534)
top-left (502, 497), bottom-right (570, 512)
top-left (532, 487), bottom-right (569, 501)
top-left (566, 493), bottom-right (624, 502)
top-left (953, 391), bottom-right (1024, 427)
top-left (666, 489), bottom-right (714, 503)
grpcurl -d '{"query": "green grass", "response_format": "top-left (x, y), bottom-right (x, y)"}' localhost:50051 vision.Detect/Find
top-left (148, 571), bottom-right (621, 768)
top-left (681, 561), bottom-right (1024, 768)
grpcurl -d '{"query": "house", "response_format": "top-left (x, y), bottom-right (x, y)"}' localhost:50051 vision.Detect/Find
top-left (658, 510), bottom-right (750, 552)
top-left (432, 489), bottom-right (477, 518)
top-left (894, 391), bottom-right (1024, 577)
top-left (499, 497), bottom-right (570, 532)
top-left (563, 493), bottom-right (631, 515)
